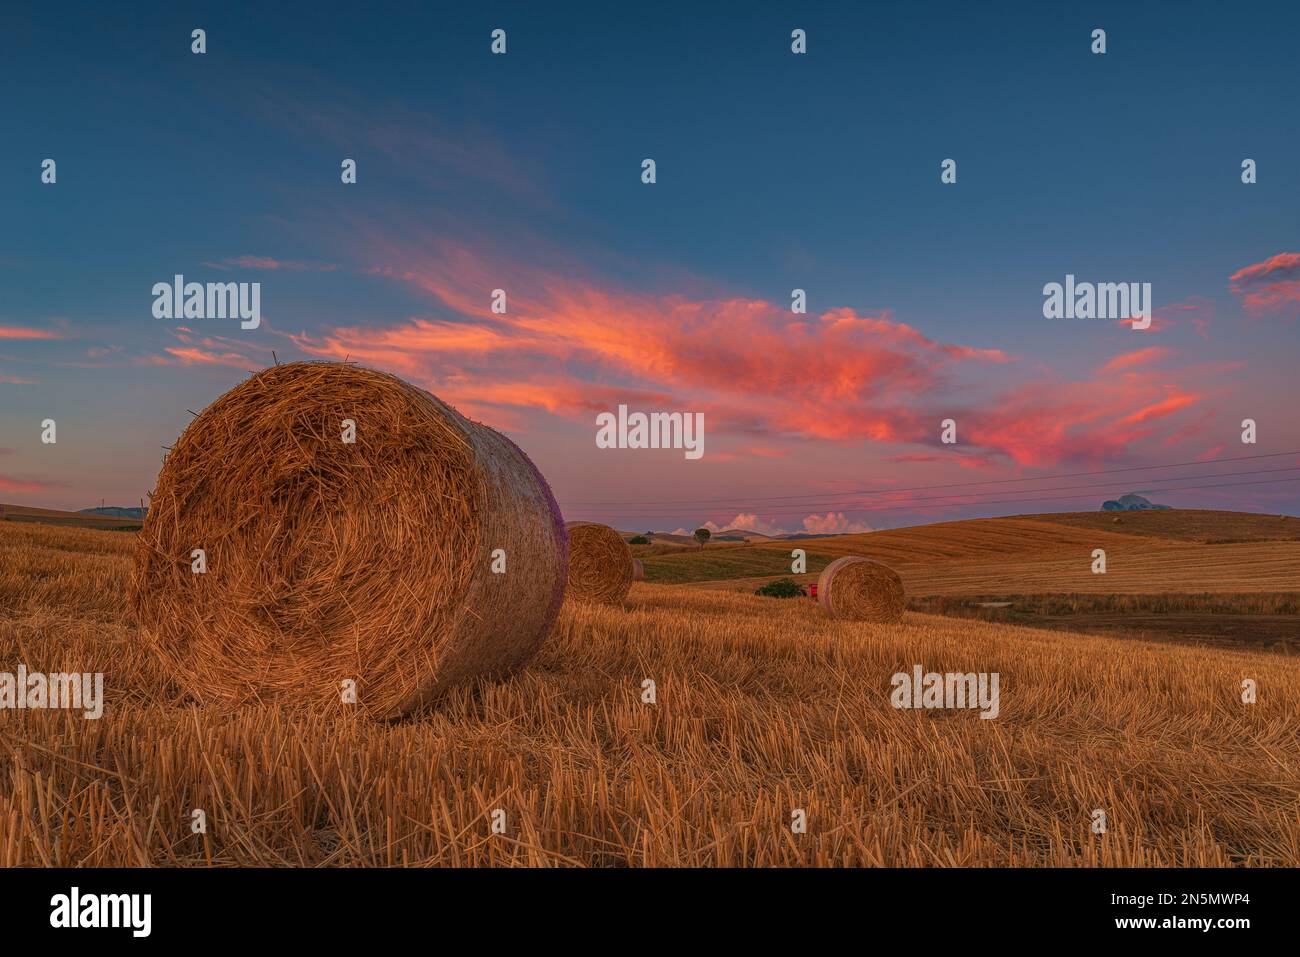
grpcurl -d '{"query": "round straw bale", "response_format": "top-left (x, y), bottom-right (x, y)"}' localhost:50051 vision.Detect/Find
top-left (632, 558), bottom-right (645, 581)
top-left (563, 521), bottom-right (633, 603)
top-left (816, 556), bottom-right (906, 623)
top-left (130, 362), bottom-right (568, 719)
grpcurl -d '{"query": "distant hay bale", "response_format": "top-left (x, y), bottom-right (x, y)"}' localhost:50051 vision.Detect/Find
top-left (130, 362), bottom-right (568, 719)
top-left (564, 522), bottom-right (633, 603)
top-left (816, 556), bottom-right (906, 623)
top-left (632, 558), bottom-right (645, 581)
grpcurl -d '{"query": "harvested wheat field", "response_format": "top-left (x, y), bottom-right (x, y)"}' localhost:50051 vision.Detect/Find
top-left (679, 512), bottom-right (1300, 596)
top-left (1, 517), bottom-right (1298, 866)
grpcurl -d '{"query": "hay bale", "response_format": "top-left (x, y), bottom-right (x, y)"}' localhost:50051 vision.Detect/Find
top-left (632, 558), bottom-right (645, 581)
top-left (564, 521), bottom-right (633, 603)
top-left (816, 556), bottom-right (906, 623)
top-left (130, 362), bottom-right (568, 719)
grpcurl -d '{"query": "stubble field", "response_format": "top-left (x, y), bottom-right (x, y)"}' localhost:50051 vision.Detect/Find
top-left (1, 513), bottom-right (1297, 866)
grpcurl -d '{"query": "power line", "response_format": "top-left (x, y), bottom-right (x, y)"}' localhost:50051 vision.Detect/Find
top-left (561, 462), bottom-right (1300, 514)
top-left (557, 449), bottom-right (1300, 509)
top-left (561, 472), bottom-right (1300, 521)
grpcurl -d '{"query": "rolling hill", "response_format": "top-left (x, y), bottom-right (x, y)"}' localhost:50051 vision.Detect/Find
top-left (0, 502), bottom-right (143, 530)
top-left (643, 509), bottom-right (1300, 587)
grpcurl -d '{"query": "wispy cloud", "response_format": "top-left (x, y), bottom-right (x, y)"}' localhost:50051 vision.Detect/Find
top-left (142, 329), bottom-right (268, 369)
top-left (0, 475), bottom-right (67, 494)
top-left (0, 324), bottom-right (64, 340)
top-left (203, 255), bottom-right (337, 272)
top-left (1230, 252), bottom-right (1300, 317)
top-left (1097, 346), bottom-right (1173, 374)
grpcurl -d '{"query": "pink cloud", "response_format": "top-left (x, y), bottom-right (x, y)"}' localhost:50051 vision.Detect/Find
top-left (1098, 346), bottom-right (1172, 374)
top-left (1196, 444), bottom-right (1227, 462)
top-left (801, 511), bottom-right (873, 534)
top-left (295, 241), bottom-right (1013, 444)
top-left (887, 452), bottom-right (1001, 470)
top-left (1116, 389), bottom-right (1202, 426)
top-left (668, 511), bottom-right (875, 537)
top-left (1230, 253), bottom-right (1300, 317)
top-left (1116, 297), bottom-right (1212, 336)
top-left (0, 325), bottom-right (63, 340)
top-left (159, 347), bottom-right (251, 368)
top-left (673, 513), bottom-right (786, 537)
top-left (285, 240), bottom-right (1225, 470)
top-left (0, 475), bottom-right (65, 494)
top-left (142, 330), bottom-right (267, 369)
top-left (959, 378), bottom-right (1214, 468)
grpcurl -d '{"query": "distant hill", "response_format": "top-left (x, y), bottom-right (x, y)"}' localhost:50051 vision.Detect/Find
top-left (712, 527), bottom-right (777, 542)
top-left (636, 527), bottom-right (856, 544)
top-left (80, 506), bottom-right (148, 519)
top-left (648, 508), bottom-right (1300, 589)
top-left (1, 503), bottom-right (143, 529)
top-left (1102, 493), bottom-right (1171, 511)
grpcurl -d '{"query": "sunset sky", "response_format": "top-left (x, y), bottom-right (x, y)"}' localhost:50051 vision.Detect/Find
top-left (3, 2), bottom-right (1298, 533)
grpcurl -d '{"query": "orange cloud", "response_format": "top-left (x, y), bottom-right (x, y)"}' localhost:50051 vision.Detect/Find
top-left (288, 240), bottom-right (1220, 469)
top-left (0, 475), bottom-right (65, 493)
top-left (296, 242), bottom-right (1012, 444)
top-left (959, 379), bottom-right (1210, 467)
top-left (143, 330), bottom-right (266, 369)
top-left (159, 346), bottom-right (250, 368)
top-left (1116, 389), bottom-right (1202, 426)
top-left (0, 325), bottom-right (63, 340)
top-left (1098, 346), bottom-right (1172, 374)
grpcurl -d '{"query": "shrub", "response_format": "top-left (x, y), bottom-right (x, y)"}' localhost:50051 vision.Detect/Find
top-left (754, 577), bottom-right (804, 599)
top-left (628, 535), bottom-right (650, 545)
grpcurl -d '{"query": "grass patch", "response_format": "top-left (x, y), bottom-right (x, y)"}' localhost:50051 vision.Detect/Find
top-left (642, 548), bottom-right (835, 583)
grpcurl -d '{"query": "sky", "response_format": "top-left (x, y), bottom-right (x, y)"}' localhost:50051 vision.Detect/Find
top-left (2, 1), bottom-right (1298, 534)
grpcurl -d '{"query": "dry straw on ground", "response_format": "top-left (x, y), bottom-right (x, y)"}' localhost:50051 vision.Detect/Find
top-left (5, 514), bottom-right (1300, 865)
top-left (564, 522), bottom-right (633, 604)
top-left (130, 362), bottom-right (568, 719)
top-left (817, 556), bottom-right (906, 622)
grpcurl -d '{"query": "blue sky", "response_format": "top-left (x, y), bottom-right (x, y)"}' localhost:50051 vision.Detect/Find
top-left (3, 1), bottom-right (1298, 531)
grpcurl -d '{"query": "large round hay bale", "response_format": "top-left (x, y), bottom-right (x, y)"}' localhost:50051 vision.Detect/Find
top-left (816, 556), bottom-right (906, 623)
top-left (632, 558), bottom-right (645, 581)
top-left (130, 362), bottom-right (568, 719)
top-left (564, 521), bottom-right (633, 603)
